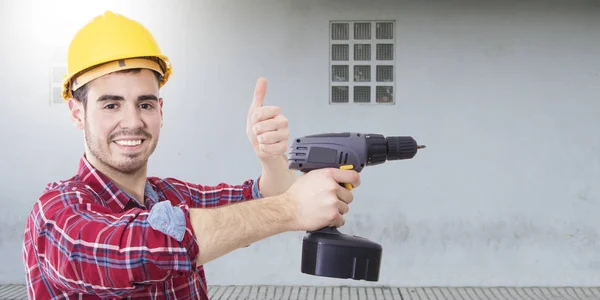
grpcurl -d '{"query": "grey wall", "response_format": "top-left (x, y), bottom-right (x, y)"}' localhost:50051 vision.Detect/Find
top-left (1, 0), bottom-right (599, 287)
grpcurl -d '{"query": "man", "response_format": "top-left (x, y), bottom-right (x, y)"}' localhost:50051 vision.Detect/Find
top-left (22, 10), bottom-right (360, 300)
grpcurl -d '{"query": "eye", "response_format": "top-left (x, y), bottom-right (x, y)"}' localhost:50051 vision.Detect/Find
top-left (104, 103), bottom-right (118, 109)
top-left (140, 103), bottom-right (154, 109)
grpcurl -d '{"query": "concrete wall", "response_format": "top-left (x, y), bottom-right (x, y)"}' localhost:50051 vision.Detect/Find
top-left (1, 0), bottom-right (599, 287)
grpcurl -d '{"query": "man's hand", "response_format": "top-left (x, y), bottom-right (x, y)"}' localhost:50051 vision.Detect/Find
top-left (284, 168), bottom-right (361, 231)
top-left (246, 77), bottom-right (289, 162)
top-left (246, 77), bottom-right (297, 198)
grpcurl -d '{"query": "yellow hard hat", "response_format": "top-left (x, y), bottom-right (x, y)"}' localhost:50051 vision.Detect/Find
top-left (62, 11), bottom-right (172, 101)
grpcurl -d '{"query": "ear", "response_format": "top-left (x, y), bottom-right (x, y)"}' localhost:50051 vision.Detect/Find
top-left (68, 98), bottom-right (84, 130)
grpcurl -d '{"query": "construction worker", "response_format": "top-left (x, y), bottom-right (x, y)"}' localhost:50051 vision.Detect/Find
top-left (22, 11), bottom-right (360, 299)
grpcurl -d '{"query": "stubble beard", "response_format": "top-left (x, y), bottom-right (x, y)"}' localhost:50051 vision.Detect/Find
top-left (83, 119), bottom-right (158, 175)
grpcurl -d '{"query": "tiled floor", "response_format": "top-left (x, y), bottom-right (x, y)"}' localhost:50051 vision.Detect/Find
top-left (2, 285), bottom-right (599, 299)
top-left (0, 286), bottom-right (26, 300)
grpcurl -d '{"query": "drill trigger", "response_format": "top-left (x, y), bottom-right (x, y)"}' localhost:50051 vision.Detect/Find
top-left (339, 165), bottom-right (354, 190)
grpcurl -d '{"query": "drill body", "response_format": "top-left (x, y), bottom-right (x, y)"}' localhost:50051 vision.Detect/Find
top-left (286, 132), bottom-right (424, 282)
top-left (288, 132), bottom-right (422, 173)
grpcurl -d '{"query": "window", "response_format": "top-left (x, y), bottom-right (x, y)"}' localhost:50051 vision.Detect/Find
top-left (329, 20), bottom-right (395, 104)
top-left (49, 64), bottom-right (67, 105)
top-left (49, 46), bottom-right (68, 105)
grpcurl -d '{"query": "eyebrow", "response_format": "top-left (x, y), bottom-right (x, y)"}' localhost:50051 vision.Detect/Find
top-left (97, 94), bottom-right (158, 102)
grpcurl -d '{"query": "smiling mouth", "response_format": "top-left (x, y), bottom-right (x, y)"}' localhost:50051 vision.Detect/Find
top-left (114, 139), bottom-right (144, 146)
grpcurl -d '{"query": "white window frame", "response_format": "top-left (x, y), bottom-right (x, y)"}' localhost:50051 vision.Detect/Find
top-left (329, 20), bottom-right (396, 105)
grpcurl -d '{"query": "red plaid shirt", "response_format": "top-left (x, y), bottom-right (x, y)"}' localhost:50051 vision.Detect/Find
top-left (22, 155), bottom-right (261, 299)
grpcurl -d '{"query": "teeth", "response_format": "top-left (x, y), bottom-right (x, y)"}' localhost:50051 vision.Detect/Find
top-left (115, 140), bottom-right (142, 146)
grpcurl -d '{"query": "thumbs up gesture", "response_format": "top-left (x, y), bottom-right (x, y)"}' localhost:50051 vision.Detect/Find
top-left (246, 77), bottom-right (290, 162)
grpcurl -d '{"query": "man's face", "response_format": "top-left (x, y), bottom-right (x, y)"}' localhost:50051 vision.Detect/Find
top-left (70, 69), bottom-right (163, 174)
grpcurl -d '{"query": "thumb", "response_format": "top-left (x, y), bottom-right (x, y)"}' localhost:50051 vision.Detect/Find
top-left (252, 77), bottom-right (267, 109)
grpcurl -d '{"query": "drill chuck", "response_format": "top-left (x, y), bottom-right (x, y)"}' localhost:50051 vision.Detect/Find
top-left (387, 136), bottom-right (425, 160)
top-left (365, 134), bottom-right (424, 166)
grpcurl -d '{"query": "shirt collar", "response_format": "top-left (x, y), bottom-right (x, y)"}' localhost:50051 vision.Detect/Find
top-left (76, 154), bottom-right (157, 212)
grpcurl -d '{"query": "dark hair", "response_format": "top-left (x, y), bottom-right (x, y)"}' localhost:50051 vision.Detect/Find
top-left (73, 68), bottom-right (162, 109)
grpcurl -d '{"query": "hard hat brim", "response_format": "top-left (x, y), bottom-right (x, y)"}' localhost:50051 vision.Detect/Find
top-left (62, 56), bottom-right (171, 101)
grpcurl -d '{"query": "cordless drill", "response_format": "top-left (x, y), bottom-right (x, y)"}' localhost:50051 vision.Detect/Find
top-left (287, 132), bottom-right (425, 282)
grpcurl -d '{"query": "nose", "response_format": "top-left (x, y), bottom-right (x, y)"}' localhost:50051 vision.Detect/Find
top-left (119, 103), bottom-right (144, 129)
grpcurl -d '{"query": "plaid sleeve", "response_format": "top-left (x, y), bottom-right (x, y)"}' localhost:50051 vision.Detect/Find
top-left (29, 186), bottom-right (199, 298)
top-left (163, 176), bottom-right (263, 208)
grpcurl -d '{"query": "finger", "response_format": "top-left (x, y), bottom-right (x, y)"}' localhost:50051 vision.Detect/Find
top-left (336, 201), bottom-right (349, 215)
top-left (251, 77), bottom-right (267, 109)
top-left (257, 129), bottom-right (288, 144)
top-left (253, 114), bottom-right (287, 134)
top-left (333, 214), bottom-right (345, 228)
top-left (329, 169), bottom-right (361, 189)
top-left (252, 106), bottom-right (282, 123)
top-left (335, 186), bottom-right (354, 204)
